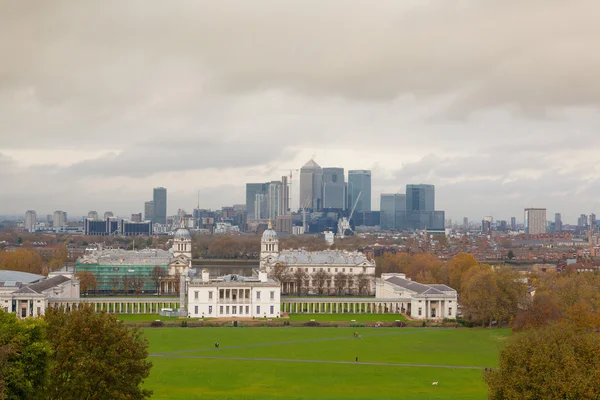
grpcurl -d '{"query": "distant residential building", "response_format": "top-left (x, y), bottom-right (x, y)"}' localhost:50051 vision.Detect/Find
top-left (554, 213), bottom-right (562, 232)
top-left (52, 211), bottom-right (67, 228)
top-left (144, 201), bottom-right (153, 221)
top-left (481, 220), bottom-right (491, 234)
top-left (578, 214), bottom-right (588, 228)
top-left (131, 213), bottom-right (143, 223)
top-left (525, 208), bottom-right (547, 234)
top-left (322, 167), bottom-right (346, 210)
top-left (510, 217), bottom-right (517, 230)
top-left (348, 170), bottom-right (371, 212)
top-left (590, 213), bottom-right (597, 231)
top-left (299, 159), bottom-right (323, 210)
top-left (87, 211), bottom-right (99, 220)
top-left (463, 217), bottom-right (469, 229)
top-left (24, 210), bottom-right (36, 232)
top-left (153, 187), bottom-right (167, 224)
top-left (103, 211), bottom-right (114, 220)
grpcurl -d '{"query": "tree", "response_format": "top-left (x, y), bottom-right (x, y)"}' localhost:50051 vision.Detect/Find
top-left (513, 291), bottom-right (562, 331)
top-left (268, 263), bottom-right (290, 291)
top-left (346, 273), bottom-right (355, 294)
top-left (460, 267), bottom-right (498, 327)
top-left (447, 253), bottom-right (479, 290)
top-left (312, 270), bottom-right (330, 295)
top-left (485, 322), bottom-right (600, 399)
top-left (0, 310), bottom-right (51, 400)
top-left (110, 275), bottom-right (121, 295)
top-left (506, 250), bottom-right (515, 259)
top-left (334, 272), bottom-right (347, 295)
top-left (75, 271), bottom-right (97, 296)
top-left (131, 275), bottom-right (145, 296)
top-left (47, 244), bottom-right (69, 272)
top-left (293, 268), bottom-right (308, 295)
top-left (356, 272), bottom-right (370, 295)
top-left (173, 272), bottom-right (182, 296)
top-left (45, 306), bottom-right (152, 400)
top-left (493, 267), bottom-right (528, 325)
top-left (121, 274), bottom-right (131, 296)
top-left (149, 266), bottom-right (166, 295)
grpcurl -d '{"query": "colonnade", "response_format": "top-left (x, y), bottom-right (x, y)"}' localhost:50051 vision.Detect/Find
top-left (49, 299), bottom-right (180, 314)
top-left (280, 299), bottom-right (409, 315)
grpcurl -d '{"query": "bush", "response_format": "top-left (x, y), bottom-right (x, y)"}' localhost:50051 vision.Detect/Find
top-left (349, 323), bottom-right (365, 328)
top-left (150, 320), bottom-right (164, 327)
top-left (304, 321), bottom-right (321, 327)
top-left (180, 321), bottom-right (188, 327)
top-left (456, 318), bottom-right (474, 328)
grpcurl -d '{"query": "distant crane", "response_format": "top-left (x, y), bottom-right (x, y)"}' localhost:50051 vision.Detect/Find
top-left (301, 196), bottom-right (312, 234)
top-left (337, 191), bottom-right (362, 238)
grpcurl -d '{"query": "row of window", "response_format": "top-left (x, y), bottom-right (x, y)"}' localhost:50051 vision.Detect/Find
top-left (193, 290), bottom-right (275, 300)
top-left (289, 267), bottom-right (367, 273)
top-left (417, 307), bottom-right (453, 317)
top-left (192, 305), bottom-right (275, 315)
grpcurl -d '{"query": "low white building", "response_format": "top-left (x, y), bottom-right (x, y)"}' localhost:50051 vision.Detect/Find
top-left (187, 269), bottom-right (281, 319)
top-left (376, 273), bottom-right (458, 320)
top-left (0, 271), bottom-right (80, 318)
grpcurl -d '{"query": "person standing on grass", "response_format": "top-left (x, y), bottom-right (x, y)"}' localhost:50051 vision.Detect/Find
top-left (355, 356), bottom-right (358, 362)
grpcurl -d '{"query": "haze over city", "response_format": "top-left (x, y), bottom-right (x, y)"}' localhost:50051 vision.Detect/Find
top-left (2, 1), bottom-right (600, 222)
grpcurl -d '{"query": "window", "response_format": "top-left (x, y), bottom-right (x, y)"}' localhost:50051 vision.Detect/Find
top-left (313, 268), bottom-right (316, 272)
top-left (194, 291), bottom-right (199, 300)
top-left (256, 306), bottom-right (260, 315)
top-left (418, 307), bottom-right (422, 316)
top-left (246, 306), bottom-right (249, 314)
top-left (209, 306), bottom-right (213, 314)
top-left (256, 291), bottom-right (261, 300)
top-left (448, 307), bottom-right (452, 316)
top-left (208, 291), bottom-right (213, 300)
top-left (219, 306), bottom-right (223, 314)
top-left (335, 268), bottom-right (338, 272)
top-left (37, 307), bottom-right (41, 315)
top-left (270, 291), bottom-right (275, 300)
top-left (270, 305), bottom-right (274, 314)
top-left (328, 268), bottom-right (330, 272)
top-left (226, 306), bottom-right (230, 314)
top-left (194, 305), bottom-right (198, 315)
top-left (305, 268), bottom-right (308, 272)
top-left (349, 268), bottom-right (353, 273)
top-left (232, 306), bottom-right (237, 314)
top-left (342, 268), bottom-right (345, 272)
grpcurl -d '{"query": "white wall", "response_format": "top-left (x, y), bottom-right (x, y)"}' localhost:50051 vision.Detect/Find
top-left (187, 284), bottom-right (281, 318)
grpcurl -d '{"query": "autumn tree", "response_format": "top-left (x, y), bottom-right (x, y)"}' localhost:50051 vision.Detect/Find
top-left (0, 310), bottom-right (51, 400)
top-left (485, 322), bottom-right (600, 399)
top-left (149, 266), bottom-right (166, 295)
top-left (47, 244), bottom-right (68, 272)
top-left (0, 249), bottom-right (44, 274)
top-left (334, 272), bottom-right (347, 295)
top-left (447, 253), bottom-right (479, 290)
top-left (45, 306), bottom-right (152, 400)
top-left (513, 291), bottom-right (562, 331)
top-left (75, 271), bottom-right (97, 296)
top-left (312, 269), bottom-right (330, 295)
top-left (460, 266), bottom-right (498, 327)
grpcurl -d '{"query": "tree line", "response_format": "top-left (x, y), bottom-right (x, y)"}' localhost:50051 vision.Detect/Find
top-left (0, 307), bottom-right (152, 400)
top-left (0, 246), bottom-right (68, 276)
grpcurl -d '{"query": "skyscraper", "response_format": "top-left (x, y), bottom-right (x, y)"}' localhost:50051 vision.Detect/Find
top-left (52, 211), bottom-right (67, 228)
top-left (104, 211), bottom-right (114, 220)
top-left (510, 216), bottom-right (517, 230)
top-left (348, 170), bottom-right (371, 212)
top-left (144, 201), bottom-right (153, 221)
top-left (554, 213), bottom-right (562, 232)
top-left (267, 181), bottom-right (283, 221)
top-left (322, 167), bottom-right (346, 210)
top-left (380, 194), bottom-right (405, 230)
top-left (280, 175), bottom-right (290, 216)
top-left (153, 187), bottom-right (167, 224)
top-left (246, 183), bottom-right (267, 220)
top-left (299, 159), bottom-right (323, 210)
top-left (524, 208), bottom-right (547, 234)
top-left (404, 184), bottom-right (441, 230)
top-left (88, 211), bottom-right (99, 220)
top-left (24, 210), bottom-right (36, 232)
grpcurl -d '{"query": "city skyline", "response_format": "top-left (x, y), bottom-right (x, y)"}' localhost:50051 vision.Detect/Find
top-left (2, 2), bottom-right (600, 222)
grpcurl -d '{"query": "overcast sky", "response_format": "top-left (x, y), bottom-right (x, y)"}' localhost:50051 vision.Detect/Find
top-left (1, 0), bottom-right (600, 223)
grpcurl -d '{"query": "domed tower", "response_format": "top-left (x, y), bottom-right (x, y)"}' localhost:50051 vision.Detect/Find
top-left (173, 225), bottom-right (192, 259)
top-left (260, 220), bottom-right (279, 269)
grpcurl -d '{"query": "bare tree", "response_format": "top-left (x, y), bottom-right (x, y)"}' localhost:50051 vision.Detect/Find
top-left (109, 275), bottom-right (121, 295)
top-left (173, 271), bottom-right (181, 296)
top-left (346, 274), bottom-right (355, 295)
top-left (312, 269), bottom-right (330, 295)
top-left (121, 275), bottom-right (131, 296)
top-left (293, 268), bottom-right (308, 295)
top-left (131, 274), bottom-right (145, 297)
top-left (149, 266), bottom-right (166, 295)
top-left (357, 272), bottom-right (370, 295)
top-left (334, 272), bottom-right (347, 295)
top-left (268, 263), bottom-right (290, 292)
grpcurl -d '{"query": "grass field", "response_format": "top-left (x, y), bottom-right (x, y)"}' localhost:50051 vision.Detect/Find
top-left (117, 314), bottom-right (185, 322)
top-left (286, 313), bottom-right (407, 322)
top-left (143, 327), bottom-right (509, 399)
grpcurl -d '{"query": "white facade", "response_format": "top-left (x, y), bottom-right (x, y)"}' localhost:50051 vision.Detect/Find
top-left (25, 210), bottom-right (37, 232)
top-left (187, 270), bottom-right (281, 318)
top-left (52, 210), bottom-right (67, 228)
top-left (524, 208), bottom-right (547, 235)
top-left (376, 273), bottom-right (458, 320)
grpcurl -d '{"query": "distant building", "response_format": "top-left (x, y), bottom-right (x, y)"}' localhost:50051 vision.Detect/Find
top-left (24, 210), bottom-right (36, 232)
top-left (131, 213), bottom-right (142, 223)
top-left (380, 194), bottom-right (405, 230)
top-left (280, 176), bottom-right (290, 216)
top-left (322, 167), bottom-right (346, 210)
top-left (267, 180), bottom-right (283, 220)
top-left (87, 211), bottom-right (99, 220)
top-left (510, 217), bottom-right (517, 231)
top-left (52, 211), bottom-right (67, 228)
top-left (348, 170), bottom-right (371, 212)
top-left (554, 213), bottom-right (562, 232)
top-left (525, 208), bottom-right (547, 234)
top-left (153, 187), bottom-right (167, 224)
top-left (299, 159), bottom-right (323, 210)
top-left (144, 201), bottom-right (153, 221)
top-left (246, 183), bottom-right (268, 220)
top-left (103, 211), bottom-right (114, 220)
top-left (404, 184), bottom-right (444, 230)
top-left (463, 217), bottom-right (469, 229)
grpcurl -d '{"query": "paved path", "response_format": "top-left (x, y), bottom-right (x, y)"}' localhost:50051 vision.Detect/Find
top-left (150, 354), bottom-right (484, 370)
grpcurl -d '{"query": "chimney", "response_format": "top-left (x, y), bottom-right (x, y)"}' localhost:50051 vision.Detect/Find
top-left (259, 271), bottom-right (268, 282)
top-left (202, 269), bottom-right (210, 283)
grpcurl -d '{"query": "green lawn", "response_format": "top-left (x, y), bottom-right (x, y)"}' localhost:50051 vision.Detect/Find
top-left (143, 327), bottom-right (509, 399)
top-left (287, 313), bottom-right (407, 322)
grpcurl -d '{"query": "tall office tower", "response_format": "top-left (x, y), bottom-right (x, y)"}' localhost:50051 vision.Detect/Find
top-left (578, 214), bottom-right (588, 227)
top-left (131, 213), bottom-right (143, 223)
top-left (380, 193), bottom-right (406, 231)
top-left (153, 187), bottom-right (167, 224)
top-left (254, 193), bottom-right (266, 220)
top-left (299, 159), bottom-right (323, 210)
top-left (348, 170), bottom-right (371, 212)
top-left (510, 217), bottom-right (517, 230)
top-left (24, 210), bottom-right (36, 232)
top-left (52, 211), bottom-right (67, 228)
top-left (246, 183), bottom-right (268, 220)
top-left (554, 213), bottom-right (562, 232)
top-left (590, 213), bottom-right (597, 231)
top-left (463, 217), bottom-right (469, 229)
top-left (87, 211), bottom-right (99, 220)
top-left (267, 181), bottom-right (283, 220)
top-left (524, 208), bottom-right (547, 234)
top-left (406, 184), bottom-right (435, 212)
top-left (280, 175), bottom-right (290, 216)
top-left (144, 201), bottom-right (153, 221)
top-left (481, 219), bottom-right (491, 234)
top-left (322, 167), bottom-right (346, 210)
top-left (103, 211), bottom-right (114, 220)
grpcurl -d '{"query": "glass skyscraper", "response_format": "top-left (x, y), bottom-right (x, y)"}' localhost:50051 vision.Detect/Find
top-left (348, 170), bottom-right (371, 212)
top-left (152, 187), bottom-right (167, 225)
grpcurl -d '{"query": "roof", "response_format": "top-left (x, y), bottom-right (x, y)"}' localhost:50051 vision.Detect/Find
top-left (301, 159), bottom-right (321, 170)
top-left (275, 249), bottom-right (374, 266)
top-left (0, 270), bottom-right (45, 284)
top-left (77, 248), bottom-right (173, 266)
top-left (385, 276), bottom-right (456, 296)
top-left (174, 228), bottom-right (192, 240)
top-left (13, 275), bottom-right (71, 295)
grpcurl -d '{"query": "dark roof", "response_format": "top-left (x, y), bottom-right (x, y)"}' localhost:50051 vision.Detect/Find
top-left (13, 275), bottom-right (71, 295)
top-left (385, 276), bottom-right (444, 295)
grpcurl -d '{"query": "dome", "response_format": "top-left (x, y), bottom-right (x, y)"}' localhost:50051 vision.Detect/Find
top-left (262, 228), bottom-right (278, 241)
top-left (174, 228), bottom-right (192, 240)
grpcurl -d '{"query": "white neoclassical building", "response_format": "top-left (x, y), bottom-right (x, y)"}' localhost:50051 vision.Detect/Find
top-left (187, 269), bottom-right (281, 318)
top-left (376, 273), bottom-right (458, 320)
top-left (260, 223), bottom-right (377, 295)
